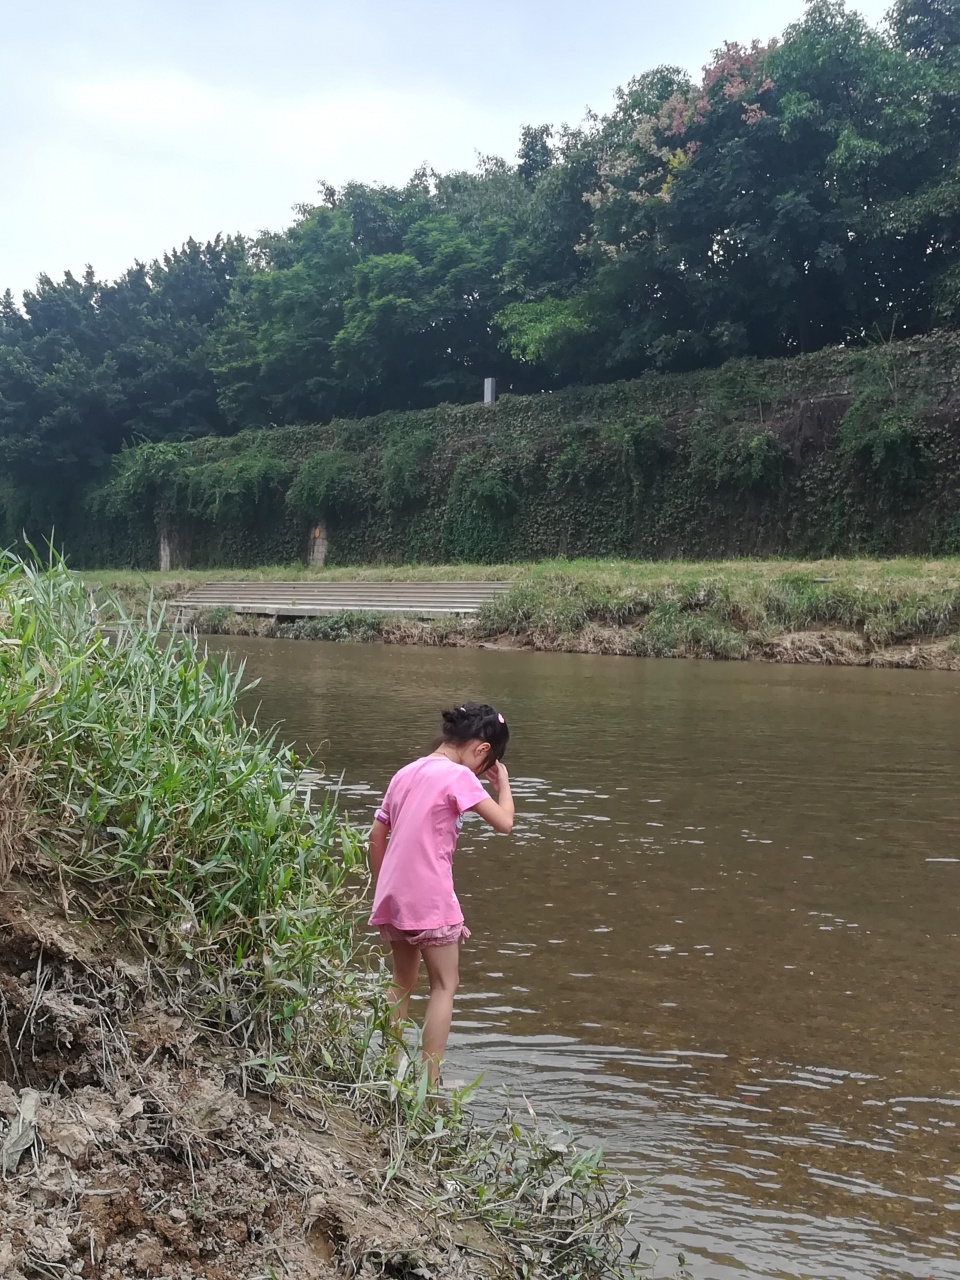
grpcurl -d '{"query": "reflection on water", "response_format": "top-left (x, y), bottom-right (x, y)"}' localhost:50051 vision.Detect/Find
top-left (222, 638), bottom-right (960, 1279)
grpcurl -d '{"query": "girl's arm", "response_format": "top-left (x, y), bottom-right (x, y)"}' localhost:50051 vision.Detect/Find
top-left (471, 761), bottom-right (515, 834)
top-left (368, 819), bottom-right (389, 885)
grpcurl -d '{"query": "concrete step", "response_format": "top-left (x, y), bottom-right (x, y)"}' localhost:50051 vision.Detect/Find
top-left (172, 580), bottom-right (514, 618)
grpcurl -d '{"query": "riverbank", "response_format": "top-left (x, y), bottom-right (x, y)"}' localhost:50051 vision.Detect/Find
top-left (84, 558), bottom-right (960, 669)
top-left (1, 553), bottom-right (641, 1280)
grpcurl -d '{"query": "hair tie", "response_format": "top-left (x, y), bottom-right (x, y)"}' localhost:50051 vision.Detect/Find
top-left (497, 713), bottom-right (505, 724)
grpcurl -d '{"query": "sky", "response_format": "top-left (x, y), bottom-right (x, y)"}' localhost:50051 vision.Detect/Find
top-left (3, 0), bottom-right (891, 299)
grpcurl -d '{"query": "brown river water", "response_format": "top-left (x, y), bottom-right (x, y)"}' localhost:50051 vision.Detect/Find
top-left (217, 638), bottom-right (960, 1280)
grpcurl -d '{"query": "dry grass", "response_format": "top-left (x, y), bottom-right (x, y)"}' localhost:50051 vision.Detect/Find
top-left (0, 751), bottom-right (36, 889)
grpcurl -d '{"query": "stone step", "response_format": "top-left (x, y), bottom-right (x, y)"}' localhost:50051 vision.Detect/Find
top-left (171, 580), bottom-right (514, 618)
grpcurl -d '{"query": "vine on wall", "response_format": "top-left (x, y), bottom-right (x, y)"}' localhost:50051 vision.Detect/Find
top-left (71, 332), bottom-right (960, 569)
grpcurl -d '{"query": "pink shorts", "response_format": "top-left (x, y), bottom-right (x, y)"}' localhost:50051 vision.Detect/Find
top-left (378, 923), bottom-right (471, 948)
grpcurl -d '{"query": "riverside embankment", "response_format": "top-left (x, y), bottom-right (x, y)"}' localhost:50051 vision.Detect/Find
top-left (84, 558), bottom-right (960, 669)
top-left (0, 553), bottom-right (640, 1280)
top-left (70, 332), bottom-right (960, 571)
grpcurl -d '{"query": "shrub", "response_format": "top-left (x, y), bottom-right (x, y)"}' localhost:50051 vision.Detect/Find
top-left (381, 428), bottom-right (435, 510)
top-left (286, 449), bottom-right (366, 523)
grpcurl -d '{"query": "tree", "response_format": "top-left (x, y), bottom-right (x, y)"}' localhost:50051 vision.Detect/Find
top-left (4, 0), bottom-right (960, 543)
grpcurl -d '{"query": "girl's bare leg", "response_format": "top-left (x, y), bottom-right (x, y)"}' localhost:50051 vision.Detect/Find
top-left (388, 939), bottom-right (421, 1025)
top-left (420, 943), bottom-right (460, 1087)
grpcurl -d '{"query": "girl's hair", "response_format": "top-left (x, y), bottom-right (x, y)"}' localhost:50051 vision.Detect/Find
top-left (437, 702), bottom-right (509, 765)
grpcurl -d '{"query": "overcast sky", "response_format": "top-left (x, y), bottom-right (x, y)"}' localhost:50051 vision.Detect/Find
top-left (3, 0), bottom-right (890, 299)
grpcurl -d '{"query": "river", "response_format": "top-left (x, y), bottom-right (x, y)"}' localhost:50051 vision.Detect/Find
top-left (218, 637), bottom-right (960, 1280)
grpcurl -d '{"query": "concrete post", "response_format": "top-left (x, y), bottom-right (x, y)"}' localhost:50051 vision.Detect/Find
top-left (307, 520), bottom-right (328, 567)
top-left (483, 377), bottom-right (497, 406)
top-left (159, 525), bottom-right (188, 570)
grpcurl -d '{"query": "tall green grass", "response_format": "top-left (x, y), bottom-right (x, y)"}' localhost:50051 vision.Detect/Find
top-left (0, 549), bottom-right (372, 1083)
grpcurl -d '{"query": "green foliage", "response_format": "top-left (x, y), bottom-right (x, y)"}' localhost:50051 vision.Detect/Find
top-left (547, 424), bottom-right (591, 492)
top-left (6, 0), bottom-right (960, 547)
top-left (0, 549), bottom-right (369, 1079)
top-left (838, 346), bottom-right (928, 488)
top-left (495, 298), bottom-right (592, 372)
top-left (442, 453), bottom-right (519, 562)
top-left (277, 611), bottom-right (386, 642)
top-left (286, 450), bottom-right (366, 523)
top-left (58, 330), bottom-right (960, 567)
top-left (475, 562), bottom-right (960, 657)
top-left (0, 242), bottom-right (243, 544)
top-left (380, 427), bottom-right (435, 510)
top-left (689, 418), bottom-right (787, 492)
top-left (840, 401), bottom-right (924, 484)
top-left (636, 601), bottom-right (750, 660)
top-left (187, 452), bottom-right (296, 523)
top-left (601, 414), bottom-right (668, 478)
top-left (89, 440), bottom-right (188, 521)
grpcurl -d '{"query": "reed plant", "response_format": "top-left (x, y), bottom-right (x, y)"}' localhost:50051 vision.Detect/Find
top-left (1, 547), bottom-right (372, 1084)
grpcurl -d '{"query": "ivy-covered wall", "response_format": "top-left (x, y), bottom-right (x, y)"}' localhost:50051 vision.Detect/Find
top-left (74, 333), bottom-right (960, 569)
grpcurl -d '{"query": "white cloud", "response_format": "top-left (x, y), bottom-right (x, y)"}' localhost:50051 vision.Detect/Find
top-left (0, 0), bottom-right (896, 296)
top-left (3, 71), bottom-right (522, 293)
top-left (58, 71), bottom-right (507, 172)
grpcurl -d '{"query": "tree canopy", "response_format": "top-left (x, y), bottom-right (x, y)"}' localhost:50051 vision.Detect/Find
top-left (3, 0), bottom-right (960, 542)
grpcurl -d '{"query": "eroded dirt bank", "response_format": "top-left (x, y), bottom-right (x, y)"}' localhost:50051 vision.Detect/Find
top-left (0, 878), bottom-right (505, 1280)
top-left (188, 610), bottom-right (960, 671)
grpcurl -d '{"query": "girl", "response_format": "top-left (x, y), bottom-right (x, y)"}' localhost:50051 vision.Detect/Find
top-left (368, 702), bottom-right (514, 1087)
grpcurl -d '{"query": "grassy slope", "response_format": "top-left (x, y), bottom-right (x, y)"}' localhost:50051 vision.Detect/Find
top-left (84, 558), bottom-right (960, 667)
top-left (83, 556), bottom-right (960, 594)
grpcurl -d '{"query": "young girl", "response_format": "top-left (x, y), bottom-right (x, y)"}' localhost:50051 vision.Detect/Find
top-left (368, 702), bottom-right (514, 1086)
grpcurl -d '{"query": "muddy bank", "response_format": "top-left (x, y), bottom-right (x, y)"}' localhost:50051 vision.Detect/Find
top-left (87, 560), bottom-right (960, 671)
top-left (0, 879), bottom-right (504, 1280)
top-left (188, 610), bottom-right (960, 671)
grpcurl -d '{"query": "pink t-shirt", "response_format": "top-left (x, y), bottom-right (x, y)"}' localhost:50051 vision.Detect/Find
top-left (369, 755), bottom-right (488, 930)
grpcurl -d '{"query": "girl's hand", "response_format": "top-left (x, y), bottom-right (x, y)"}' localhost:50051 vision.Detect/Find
top-left (485, 761), bottom-right (509, 791)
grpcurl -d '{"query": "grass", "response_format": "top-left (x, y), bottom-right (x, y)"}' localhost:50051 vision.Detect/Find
top-left (84, 558), bottom-right (960, 666)
top-left (475, 560), bottom-right (960, 651)
top-left (2, 551), bottom-right (371, 1084)
top-left (1, 549), bottom-right (648, 1280)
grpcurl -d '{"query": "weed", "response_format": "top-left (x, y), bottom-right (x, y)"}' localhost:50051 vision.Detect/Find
top-left (277, 611), bottom-right (386, 642)
top-left (635, 601), bottom-right (749, 660)
top-left (195, 604), bottom-right (234, 630)
top-left (286, 449), bottom-right (366, 522)
top-left (381, 427), bottom-right (436, 510)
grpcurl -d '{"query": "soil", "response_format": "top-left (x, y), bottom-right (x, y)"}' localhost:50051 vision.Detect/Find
top-left (184, 611), bottom-right (960, 670)
top-left (0, 878), bottom-right (504, 1280)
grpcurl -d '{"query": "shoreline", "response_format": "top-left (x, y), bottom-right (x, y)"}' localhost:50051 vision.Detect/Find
top-left (189, 612), bottom-right (960, 670)
top-left (85, 558), bottom-right (960, 671)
